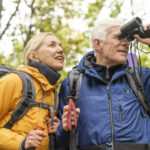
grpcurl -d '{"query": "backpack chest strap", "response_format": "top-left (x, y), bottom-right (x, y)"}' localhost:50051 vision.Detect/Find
top-left (4, 101), bottom-right (53, 129)
top-left (29, 101), bottom-right (53, 110)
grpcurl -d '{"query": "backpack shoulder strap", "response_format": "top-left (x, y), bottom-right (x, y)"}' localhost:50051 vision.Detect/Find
top-left (126, 68), bottom-right (150, 117)
top-left (4, 70), bottom-right (36, 129)
top-left (0, 65), bottom-right (15, 77)
top-left (68, 68), bottom-right (83, 102)
top-left (2, 68), bottom-right (53, 129)
top-left (67, 67), bottom-right (83, 150)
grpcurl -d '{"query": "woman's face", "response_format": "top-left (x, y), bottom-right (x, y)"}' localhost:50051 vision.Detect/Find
top-left (36, 35), bottom-right (65, 71)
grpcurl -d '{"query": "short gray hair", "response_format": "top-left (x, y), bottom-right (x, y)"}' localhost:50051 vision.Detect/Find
top-left (91, 18), bottom-right (124, 56)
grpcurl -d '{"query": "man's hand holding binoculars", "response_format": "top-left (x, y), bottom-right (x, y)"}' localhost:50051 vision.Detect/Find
top-left (134, 24), bottom-right (150, 46)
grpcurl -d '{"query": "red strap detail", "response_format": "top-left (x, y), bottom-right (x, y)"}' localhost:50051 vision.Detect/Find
top-left (67, 98), bottom-right (77, 131)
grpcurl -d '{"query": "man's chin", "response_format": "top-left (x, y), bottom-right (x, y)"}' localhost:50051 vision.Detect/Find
top-left (119, 60), bottom-right (127, 65)
top-left (116, 58), bottom-right (127, 65)
top-left (54, 65), bottom-right (64, 71)
top-left (119, 56), bottom-right (127, 63)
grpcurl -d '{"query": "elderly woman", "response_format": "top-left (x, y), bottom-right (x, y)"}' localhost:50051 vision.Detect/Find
top-left (0, 32), bottom-right (65, 150)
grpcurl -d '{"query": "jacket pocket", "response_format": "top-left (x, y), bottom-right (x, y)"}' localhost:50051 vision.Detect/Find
top-left (117, 96), bottom-right (122, 124)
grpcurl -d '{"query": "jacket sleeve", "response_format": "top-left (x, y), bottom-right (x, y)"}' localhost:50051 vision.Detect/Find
top-left (56, 77), bottom-right (70, 149)
top-left (0, 74), bottom-right (24, 150)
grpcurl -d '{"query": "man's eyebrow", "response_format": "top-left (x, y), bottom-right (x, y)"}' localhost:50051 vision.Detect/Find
top-left (49, 40), bottom-right (55, 42)
top-left (113, 33), bottom-right (119, 37)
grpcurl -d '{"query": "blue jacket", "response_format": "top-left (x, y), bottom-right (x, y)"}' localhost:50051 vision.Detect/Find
top-left (57, 51), bottom-right (150, 149)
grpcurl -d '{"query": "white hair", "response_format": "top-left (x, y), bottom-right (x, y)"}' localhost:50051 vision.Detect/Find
top-left (91, 18), bottom-right (125, 56)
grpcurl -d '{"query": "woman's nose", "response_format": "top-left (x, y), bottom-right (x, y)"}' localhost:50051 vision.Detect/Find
top-left (57, 45), bottom-right (64, 53)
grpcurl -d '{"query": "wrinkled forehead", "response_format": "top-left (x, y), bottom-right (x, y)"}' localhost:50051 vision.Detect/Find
top-left (106, 25), bottom-right (121, 35)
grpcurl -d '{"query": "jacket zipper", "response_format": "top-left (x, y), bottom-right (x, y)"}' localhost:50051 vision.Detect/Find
top-left (107, 84), bottom-right (114, 150)
top-left (117, 96), bottom-right (122, 124)
top-left (106, 68), bottom-right (109, 80)
top-left (38, 88), bottom-right (44, 112)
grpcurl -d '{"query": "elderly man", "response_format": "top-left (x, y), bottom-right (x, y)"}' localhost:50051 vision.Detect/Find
top-left (57, 18), bottom-right (150, 150)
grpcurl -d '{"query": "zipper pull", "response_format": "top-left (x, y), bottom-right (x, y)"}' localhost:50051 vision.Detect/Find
top-left (106, 68), bottom-right (109, 80)
top-left (119, 105), bottom-right (122, 124)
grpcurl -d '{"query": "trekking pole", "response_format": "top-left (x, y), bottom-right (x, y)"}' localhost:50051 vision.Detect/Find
top-left (66, 96), bottom-right (78, 150)
top-left (27, 147), bottom-right (35, 150)
top-left (49, 109), bottom-right (56, 150)
top-left (27, 125), bottom-right (45, 150)
top-left (49, 133), bottom-right (56, 150)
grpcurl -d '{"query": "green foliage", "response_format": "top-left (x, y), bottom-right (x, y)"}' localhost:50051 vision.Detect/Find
top-left (1, 0), bottom-right (150, 79)
top-left (109, 0), bottom-right (123, 18)
top-left (136, 43), bottom-right (150, 68)
top-left (85, 0), bottom-right (106, 27)
top-left (1, 39), bottom-right (24, 68)
top-left (0, 53), bottom-right (5, 65)
top-left (1, 0), bottom-right (89, 76)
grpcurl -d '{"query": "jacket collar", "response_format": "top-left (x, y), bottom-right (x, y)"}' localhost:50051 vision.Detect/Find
top-left (19, 65), bottom-right (61, 91)
top-left (77, 51), bottom-right (129, 82)
top-left (28, 61), bottom-right (61, 85)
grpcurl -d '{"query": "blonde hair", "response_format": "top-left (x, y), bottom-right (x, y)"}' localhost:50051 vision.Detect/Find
top-left (23, 32), bottom-right (55, 65)
top-left (91, 18), bottom-right (124, 56)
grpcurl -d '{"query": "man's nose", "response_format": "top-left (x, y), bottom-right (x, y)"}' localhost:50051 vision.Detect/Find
top-left (122, 38), bottom-right (130, 46)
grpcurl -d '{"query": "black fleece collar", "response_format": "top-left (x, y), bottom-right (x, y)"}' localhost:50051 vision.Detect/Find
top-left (28, 61), bottom-right (61, 85)
top-left (83, 53), bottom-right (127, 81)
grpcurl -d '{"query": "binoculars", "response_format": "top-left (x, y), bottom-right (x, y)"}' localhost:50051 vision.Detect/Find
top-left (118, 17), bottom-right (150, 41)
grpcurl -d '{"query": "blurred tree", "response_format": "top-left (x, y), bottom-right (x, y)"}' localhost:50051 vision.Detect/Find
top-left (109, 0), bottom-right (123, 18)
top-left (0, 0), bottom-right (2, 23)
top-left (0, 0), bottom-right (21, 39)
top-left (0, 0), bottom-right (107, 78)
top-left (0, 0), bottom-right (150, 79)
top-left (135, 42), bottom-right (150, 67)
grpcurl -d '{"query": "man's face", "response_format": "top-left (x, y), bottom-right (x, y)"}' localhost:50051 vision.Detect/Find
top-left (98, 26), bottom-right (130, 67)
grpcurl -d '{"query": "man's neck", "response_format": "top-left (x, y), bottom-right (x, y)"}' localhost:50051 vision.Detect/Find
top-left (96, 58), bottom-right (116, 68)
top-left (96, 55), bottom-right (124, 68)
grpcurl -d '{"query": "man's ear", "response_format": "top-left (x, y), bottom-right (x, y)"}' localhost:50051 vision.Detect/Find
top-left (93, 39), bottom-right (102, 53)
top-left (28, 51), bottom-right (39, 62)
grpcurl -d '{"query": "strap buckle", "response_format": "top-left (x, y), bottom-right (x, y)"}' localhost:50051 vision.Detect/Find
top-left (27, 90), bottom-right (33, 99)
top-left (106, 142), bottom-right (113, 150)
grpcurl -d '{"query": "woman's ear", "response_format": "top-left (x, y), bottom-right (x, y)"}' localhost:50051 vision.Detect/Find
top-left (93, 39), bottom-right (102, 53)
top-left (28, 51), bottom-right (39, 62)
